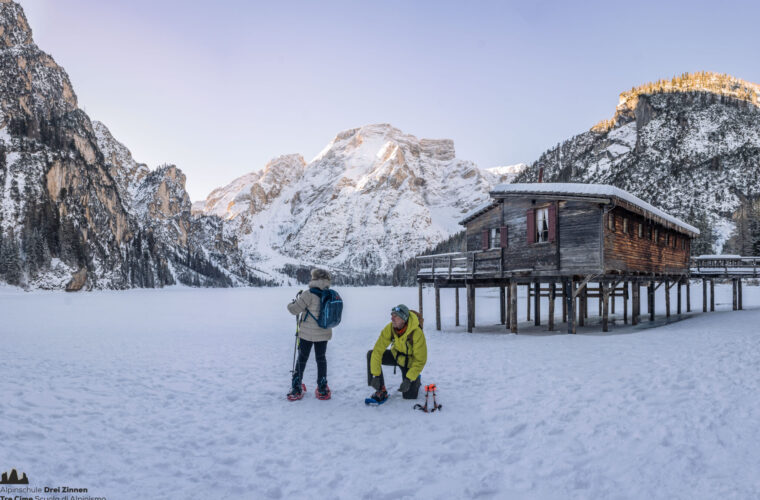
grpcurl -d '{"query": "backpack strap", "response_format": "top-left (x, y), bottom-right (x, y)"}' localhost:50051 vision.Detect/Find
top-left (391, 328), bottom-right (414, 373)
top-left (304, 288), bottom-right (324, 324)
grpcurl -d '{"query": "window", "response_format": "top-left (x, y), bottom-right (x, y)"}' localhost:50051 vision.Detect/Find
top-left (608, 213), bottom-right (615, 231)
top-left (536, 208), bottom-right (549, 242)
top-left (681, 238), bottom-right (686, 250)
top-left (637, 223), bottom-right (643, 238)
top-left (665, 233), bottom-right (670, 246)
top-left (653, 228), bottom-right (659, 243)
top-left (622, 218), bottom-right (628, 235)
top-left (489, 228), bottom-right (501, 249)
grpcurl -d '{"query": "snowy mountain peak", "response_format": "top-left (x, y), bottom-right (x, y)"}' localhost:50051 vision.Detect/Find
top-left (593, 72), bottom-right (760, 133)
top-left (195, 123), bottom-right (505, 278)
top-left (312, 123), bottom-right (456, 165)
top-left (193, 153), bottom-right (306, 219)
top-left (485, 163), bottom-right (527, 183)
top-left (0, 1), bottom-right (34, 49)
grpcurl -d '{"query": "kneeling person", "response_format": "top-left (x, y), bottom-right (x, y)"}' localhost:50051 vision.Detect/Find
top-left (367, 304), bottom-right (427, 403)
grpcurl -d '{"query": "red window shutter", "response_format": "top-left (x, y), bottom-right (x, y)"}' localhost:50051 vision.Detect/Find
top-left (481, 229), bottom-right (489, 250)
top-left (500, 226), bottom-right (508, 248)
top-left (548, 203), bottom-right (557, 242)
top-left (527, 209), bottom-right (535, 244)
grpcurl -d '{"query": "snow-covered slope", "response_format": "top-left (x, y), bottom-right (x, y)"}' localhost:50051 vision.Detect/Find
top-left (486, 163), bottom-right (527, 183)
top-left (517, 72), bottom-right (760, 254)
top-left (195, 124), bottom-right (512, 278)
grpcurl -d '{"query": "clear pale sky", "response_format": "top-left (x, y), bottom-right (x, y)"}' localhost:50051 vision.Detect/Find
top-left (18, 0), bottom-right (760, 201)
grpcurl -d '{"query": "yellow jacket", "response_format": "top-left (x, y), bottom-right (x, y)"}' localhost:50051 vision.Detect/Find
top-left (370, 311), bottom-right (427, 381)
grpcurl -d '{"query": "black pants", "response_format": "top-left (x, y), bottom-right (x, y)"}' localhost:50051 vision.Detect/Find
top-left (295, 339), bottom-right (327, 381)
top-left (366, 350), bottom-right (421, 399)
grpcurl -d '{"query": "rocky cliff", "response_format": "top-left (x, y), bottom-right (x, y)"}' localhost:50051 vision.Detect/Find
top-left (0, 0), bottom-right (261, 289)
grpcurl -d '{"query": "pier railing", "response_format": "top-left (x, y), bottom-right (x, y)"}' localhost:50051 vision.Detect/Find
top-left (416, 250), bottom-right (504, 280)
top-left (417, 252), bottom-right (760, 280)
top-left (690, 256), bottom-right (760, 276)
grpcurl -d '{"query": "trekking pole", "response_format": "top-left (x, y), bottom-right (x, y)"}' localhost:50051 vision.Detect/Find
top-left (414, 385), bottom-right (430, 412)
top-left (431, 385), bottom-right (442, 412)
top-left (291, 315), bottom-right (300, 376)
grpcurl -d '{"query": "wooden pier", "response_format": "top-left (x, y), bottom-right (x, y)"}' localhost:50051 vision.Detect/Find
top-left (416, 254), bottom-right (757, 333)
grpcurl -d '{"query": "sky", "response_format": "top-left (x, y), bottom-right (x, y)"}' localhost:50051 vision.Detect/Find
top-left (18, 0), bottom-right (760, 201)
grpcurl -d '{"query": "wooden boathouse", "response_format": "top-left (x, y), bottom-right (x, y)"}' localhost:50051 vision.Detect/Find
top-left (414, 182), bottom-right (749, 334)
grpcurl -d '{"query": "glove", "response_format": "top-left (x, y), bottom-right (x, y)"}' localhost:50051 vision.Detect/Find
top-left (398, 378), bottom-right (411, 393)
top-left (370, 376), bottom-right (383, 391)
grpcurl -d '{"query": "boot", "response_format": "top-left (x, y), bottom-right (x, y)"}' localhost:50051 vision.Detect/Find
top-left (315, 376), bottom-right (331, 400)
top-left (369, 386), bottom-right (388, 403)
top-left (287, 374), bottom-right (306, 401)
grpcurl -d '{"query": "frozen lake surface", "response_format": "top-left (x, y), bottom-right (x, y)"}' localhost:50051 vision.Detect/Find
top-left (1, 283), bottom-right (759, 499)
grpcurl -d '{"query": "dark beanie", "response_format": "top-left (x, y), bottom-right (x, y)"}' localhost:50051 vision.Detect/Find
top-left (391, 304), bottom-right (410, 322)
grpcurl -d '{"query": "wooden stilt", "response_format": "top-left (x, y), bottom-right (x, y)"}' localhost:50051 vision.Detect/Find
top-left (510, 280), bottom-right (518, 334)
top-left (632, 282), bottom-right (640, 325)
top-left (455, 287), bottom-right (460, 326)
top-left (579, 285), bottom-right (586, 327)
top-left (584, 286), bottom-right (589, 319)
top-left (623, 280), bottom-right (629, 324)
top-left (702, 279), bottom-right (707, 312)
top-left (571, 280), bottom-right (578, 334)
top-left (611, 283), bottom-right (616, 315)
top-left (548, 282), bottom-right (556, 331)
top-left (732, 279), bottom-right (737, 311)
top-left (526, 283), bottom-right (531, 322)
top-left (648, 282), bottom-right (655, 322)
top-left (435, 284), bottom-right (441, 331)
top-left (710, 279), bottom-right (715, 312)
top-left (602, 281), bottom-right (610, 332)
top-left (739, 279), bottom-right (743, 310)
top-left (665, 279), bottom-right (670, 318)
top-left (677, 280), bottom-right (682, 315)
top-left (466, 284), bottom-right (475, 333)
top-left (505, 281), bottom-right (511, 329)
top-left (418, 282), bottom-right (424, 317)
top-left (598, 286), bottom-right (602, 317)
top-left (500, 285), bottom-right (506, 325)
top-left (562, 282), bottom-right (567, 324)
top-left (686, 280), bottom-right (691, 312)
top-left (534, 279), bottom-right (540, 326)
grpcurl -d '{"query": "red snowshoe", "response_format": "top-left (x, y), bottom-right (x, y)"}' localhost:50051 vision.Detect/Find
top-left (287, 383), bottom-right (307, 401)
top-left (315, 377), bottom-right (331, 400)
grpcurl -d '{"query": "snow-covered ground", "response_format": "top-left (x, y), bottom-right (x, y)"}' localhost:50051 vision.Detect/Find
top-left (1, 282), bottom-right (760, 499)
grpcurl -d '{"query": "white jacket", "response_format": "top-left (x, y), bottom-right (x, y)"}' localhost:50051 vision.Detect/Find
top-left (286, 278), bottom-right (333, 342)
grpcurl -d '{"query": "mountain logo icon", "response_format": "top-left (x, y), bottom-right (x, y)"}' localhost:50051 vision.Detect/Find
top-left (0, 468), bottom-right (29, 484)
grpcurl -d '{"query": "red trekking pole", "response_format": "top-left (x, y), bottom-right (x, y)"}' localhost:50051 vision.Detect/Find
top-left (414, 384), bottom-right (442, 412)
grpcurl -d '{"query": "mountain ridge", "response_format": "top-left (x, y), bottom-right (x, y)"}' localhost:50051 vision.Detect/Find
top-left (192, 123), bottom-right (515, 281)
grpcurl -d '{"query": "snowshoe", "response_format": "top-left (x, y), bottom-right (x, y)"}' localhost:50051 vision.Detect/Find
top-left (287, 383), bottom-right (307, 401)
top-left (315, 377), bottom-right (331, 400)
top-left (365, 388), bottom-right (388, 406)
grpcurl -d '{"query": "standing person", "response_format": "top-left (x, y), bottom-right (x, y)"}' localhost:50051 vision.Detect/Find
top-left (366, 304), bottom-right (427, 404)
top-left (287, 268), bottom-right (333, 400)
